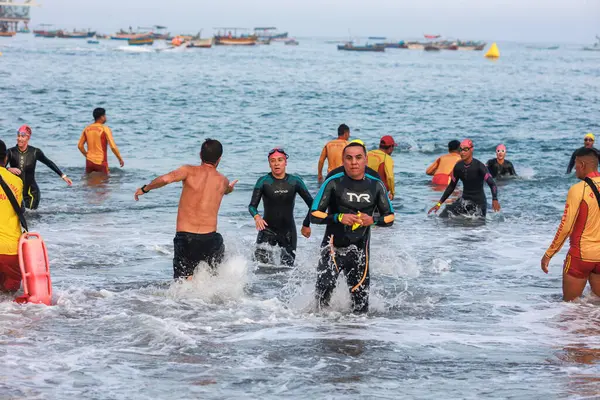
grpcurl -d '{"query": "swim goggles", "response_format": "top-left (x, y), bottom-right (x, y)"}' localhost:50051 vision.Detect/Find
top-left (459, 147), bottom-right (472, 152)
top-left (496, 149), bottom-right (505, 153)
top-left (268, 148), bottom-right (289, 159)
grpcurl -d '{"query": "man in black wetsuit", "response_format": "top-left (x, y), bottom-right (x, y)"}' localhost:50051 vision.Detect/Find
top-left (311, 141), bottom-right (395, 313)
top-left (567, 133), bottom-right (597, 174)
top-left (486, 144), bottom-right (517, 178)
top-left (249, 148), bottom-right (313, 266)
top-left (428, 139), bottom-right (500, 218)
top-left (6, 125), bottom-right (72, 209)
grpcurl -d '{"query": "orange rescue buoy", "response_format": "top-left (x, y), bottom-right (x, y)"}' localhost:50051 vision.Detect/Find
top-left (17, 233), bottom-right (52, 305)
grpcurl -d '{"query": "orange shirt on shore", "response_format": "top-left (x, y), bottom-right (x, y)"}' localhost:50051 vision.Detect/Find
top-left (77, 123), bottom-right (122, 166)
top-left (545, 173), bottom-right (600, 262)
top-left (319, 138), bottom-right (348, 174)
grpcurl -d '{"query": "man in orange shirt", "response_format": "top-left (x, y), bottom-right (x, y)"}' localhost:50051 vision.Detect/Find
top-left (542, 148), bottom-right (600, 301)
top-left (77, 108), bottom-right (125, 174)
top-left (317, 124), bottom-right (350, 184)
top-left (426, 140), bottom-right (461, 186)
top-left (0, 139), bottom-right (24, 292)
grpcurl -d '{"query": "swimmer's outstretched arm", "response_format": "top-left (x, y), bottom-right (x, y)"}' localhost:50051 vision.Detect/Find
top-left (134, 166), bottom-right (189, 200)
top-left (295, 177), bottom-right (314, 227)
top-left (483, 165), bottom-right (501, 212)
top-left (426, 157), bottom-right (440, 176)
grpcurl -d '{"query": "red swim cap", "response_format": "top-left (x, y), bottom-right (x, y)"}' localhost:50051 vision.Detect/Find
top-left (496, 144), bottom-right (506, 152)
top-left (18, 125), bottom-right (32, 136)
top-left (460, 139), bottom-right (473, 148)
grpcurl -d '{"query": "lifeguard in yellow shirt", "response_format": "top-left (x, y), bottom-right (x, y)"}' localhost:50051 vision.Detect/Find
top-left (542, 148), bottom-right (600, 301)
top-left (78, 108), bottom-right (125, 174)
top-left (367, 135), bottom-right (397, 200)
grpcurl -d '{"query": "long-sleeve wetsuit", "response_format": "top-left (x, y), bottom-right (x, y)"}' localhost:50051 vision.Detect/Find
top-left (439, 158), bottom-right (498, 218)
top-left (311, 170), bottom-right (394, 313)
top-left (486, 158), bottom-right (517, 178)
top-left (248, 173), bottom-right (313, 266)
top-left (6, 146), bottom-right (64, 209)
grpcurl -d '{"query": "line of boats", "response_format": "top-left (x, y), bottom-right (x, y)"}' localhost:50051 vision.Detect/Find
top-left (337, 37), bottom-right (487, 52)
top-left (23, 26), bottom-right (299, 47)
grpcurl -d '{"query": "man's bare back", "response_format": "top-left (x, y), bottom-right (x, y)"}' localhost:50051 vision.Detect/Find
top-left (176, 164), bottom-right (229, 234)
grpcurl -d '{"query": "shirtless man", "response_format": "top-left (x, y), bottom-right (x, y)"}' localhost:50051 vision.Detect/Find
top-left (134, 139), bottom-right (237, 279)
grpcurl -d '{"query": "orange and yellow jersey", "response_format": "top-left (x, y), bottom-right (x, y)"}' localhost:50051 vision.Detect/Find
top-left (367, 149), bottom-right (395, 196)
top-left (545, 172), bottom-right (600, 262)
top-left (77, 123), bottom-right (122, 166)
top-left (426, 153), bottom-right (461, 177)
top-left (319, 139), bottom-right (348, 173)
top-left (0, 168), bottom-right (23, 255)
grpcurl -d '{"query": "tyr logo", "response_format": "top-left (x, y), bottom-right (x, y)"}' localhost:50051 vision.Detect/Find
top-left (347, 192), bottom-right (371, 203)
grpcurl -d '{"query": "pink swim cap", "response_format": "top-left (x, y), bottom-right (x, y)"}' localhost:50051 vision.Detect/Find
top-left (496, 144), bottom-right (506, 152)
top-left (18, 125), bottom-right (32, 136)
top-left (460, 139), bottom-right (473, 148)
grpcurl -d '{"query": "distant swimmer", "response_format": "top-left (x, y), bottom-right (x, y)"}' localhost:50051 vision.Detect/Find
top-left (426, 140), bottom-right (461, 186)
top-left (486, 144), bottom-right (517, 178)
top-left (248, 148), bottom-right (313, 266)
top-left (134, 139), bottom-right (238, 279)
top-left (77, 108), bottom-right (125, 174)
top-left (6, 125), bottom-right (72, 210)
top-left (317, 124), bottom-right (350, 184)
top-left (428, 139), bottom-right (500, 218)
top-left (311, 140), bottom-right (395, 313)
top-left (542, 148), bottom-right (600, 301)
top-left (367, 135), bottom-right (397, 200)
top-left (567, 133), bottom-right (596, 174)
top-left (0, 139), bottom-right (24, 292)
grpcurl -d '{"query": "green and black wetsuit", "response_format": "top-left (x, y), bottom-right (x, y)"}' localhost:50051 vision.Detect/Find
top-left (248, 173), bottom-right (313, 266)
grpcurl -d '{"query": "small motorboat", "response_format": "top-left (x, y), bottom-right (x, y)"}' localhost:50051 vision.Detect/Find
top-left (128, 37), bottom-right (154, 46)
top-left (87, 39), bottom-right (100, 44)
top-left (337, 42), bottom-right (384, 52)
top-left (285, 39), bottom-right (299, 46)
top-left (424, 45), bottom-right (441, 51)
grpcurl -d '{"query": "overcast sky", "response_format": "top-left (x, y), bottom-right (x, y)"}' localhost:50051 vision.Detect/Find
top-left (31, 0), bottom-right (600, 43)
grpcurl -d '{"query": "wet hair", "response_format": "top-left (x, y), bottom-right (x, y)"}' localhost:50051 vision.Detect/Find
top-left (448, 140), bottom-right (461, 151)
top-left (338, 124), bottom-right (350, 137)
top-left (343, 141), bottom-right (367, 156)
top-left (93, 108), bottom-right (106, 121)
top-left (575, 147), bottom-right (600, 166)
top-left (0, 139), bottom-right (6, 162)
top-left (200, 139), bottom-right (223, 165)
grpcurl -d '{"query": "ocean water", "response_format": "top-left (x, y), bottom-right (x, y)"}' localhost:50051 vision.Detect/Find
top-left (1, 36), bottom-right (600, 399)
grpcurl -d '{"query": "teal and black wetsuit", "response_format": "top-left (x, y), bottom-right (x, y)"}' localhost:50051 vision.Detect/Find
top-left (311, 169), bottom-right (394, 313)
top-left (248, 173), bottom-right (313, 266)
top-left (6, 145), bottom-right (64, 210)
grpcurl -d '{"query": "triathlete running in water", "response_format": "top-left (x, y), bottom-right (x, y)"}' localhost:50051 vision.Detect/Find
top-left (311, 141), bottom-right (394, 313)
top-left (317, 124), bottom-right (350, 184)
top-left (567, 133), bottom-right (596, 174)
top-left (6, 125), bottom-right (72, 210)
top-left (77, 108), bottom-right (125, 174)
top-left (428, 139), bottom-right (500, 218)
top-left (426, 140), bottom-right (461, 186)
top-left (486, 144), bottom-right (517, 178)
top-left (542, 147), bottom-right (600, 301)
top-left (367, 135), bottom-right (397, 200)
top-left (248, 148), bottom-right (313, 266)
top-left (135, 139), bottom-right (237, 279)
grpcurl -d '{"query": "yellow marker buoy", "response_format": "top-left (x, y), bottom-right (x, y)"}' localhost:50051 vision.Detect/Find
top-left (485, 42), bottom-right (500, 58)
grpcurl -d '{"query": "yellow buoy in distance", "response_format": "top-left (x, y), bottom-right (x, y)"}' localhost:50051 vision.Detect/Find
top-left (485, 42), bottom-right (500, 58)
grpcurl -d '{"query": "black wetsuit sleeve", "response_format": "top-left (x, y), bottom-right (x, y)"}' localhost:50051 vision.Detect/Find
top-left (248, 179), bottom-right (263, 218)
top-left (439, 164), bottom-right (459, 204)
top-left (483, 163), bottom-right (499, 201)
top-left (310, 179), bottom-right (337, 225)
top-left (36, 148), bottom-right (63, 177)
top-left (295, 177), bottom-right (313, 227)
top-left (486, 159), bottom-right (497, 178)
top-left (375, 181), bottom-right (395, 227)
top-left (567, 151), bottom-right (577, 174)
top-left (508, 161), bottom-right (517, 176)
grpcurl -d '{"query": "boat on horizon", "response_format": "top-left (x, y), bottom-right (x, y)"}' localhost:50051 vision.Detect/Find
top-left (376, 40), bottom-right (408, 49)
top-left (187, 31), bottom-right (213, 48)
top-left (369, 36), bottom-right (386, 40)
top-left (337, 42), bottom-right (385, 52)
top-left (58, 30), bottom-right (94, 39)
top-left (214, 28), bottom-right (257, 46)
top-left (285, 38), bottom-right (299, 46)
top-left (0, 31), bottom-right (16, 37)
top-left (583, 35), bottom-right (600, 51)
top-left (128, 37), bottom-right (154, 46)
top-left (254, 27), bottom-right (288, 42)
